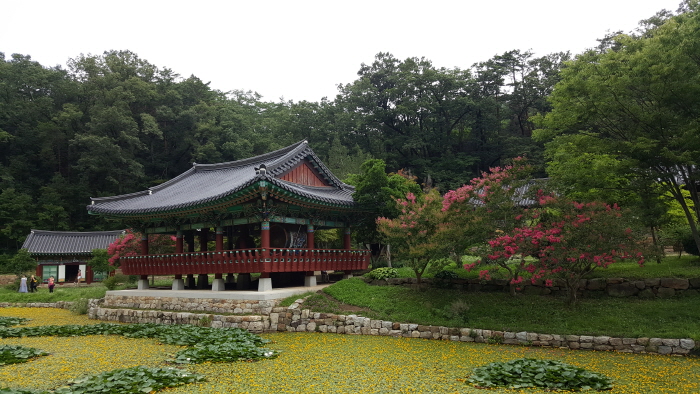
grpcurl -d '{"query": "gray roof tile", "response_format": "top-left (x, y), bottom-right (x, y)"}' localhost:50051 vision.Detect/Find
top-left (22, 230), bottom-right (125, 255)
top-left (87, 141), bottom-right (357, 216)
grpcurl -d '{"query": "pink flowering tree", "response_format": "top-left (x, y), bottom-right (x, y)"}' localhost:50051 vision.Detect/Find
top-left (376, 189), bottom-right (450, 283)
top-left (107, 229), bottom-right (176, 267)
top-left (483, 194), bottom-right (647, 304)
top-left (440, 157), bottom-right (535, 271)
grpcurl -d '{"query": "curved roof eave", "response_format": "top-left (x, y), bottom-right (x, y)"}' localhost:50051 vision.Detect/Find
top-left (88, 177), bottom-right (357, 217)
top-left (86, 140), bottom-right (358, 217)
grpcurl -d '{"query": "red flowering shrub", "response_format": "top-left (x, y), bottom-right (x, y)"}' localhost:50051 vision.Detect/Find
top-left (107, 229), bottom-right (176, 267)
top-left (481, 194), bottom-right (647, 303)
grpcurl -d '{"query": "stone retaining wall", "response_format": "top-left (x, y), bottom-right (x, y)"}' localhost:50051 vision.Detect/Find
top-left (101, 295), bottom-right (279, 314)
top-left (89, 294), bottom-right (696, 356)
top-left (371, 277), bottom-right (700, 298)
top-left (0, 275), bottom-right (17, 286)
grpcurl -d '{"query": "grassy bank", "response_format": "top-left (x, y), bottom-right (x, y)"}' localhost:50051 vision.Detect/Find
top-left (0, 285), bottom-right (107, 303)
top-left (309, 278), bottom-right (700, 342)
top-left (423, 254), bottom-right (700, 280)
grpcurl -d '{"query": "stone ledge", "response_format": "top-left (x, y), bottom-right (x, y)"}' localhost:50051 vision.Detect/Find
top-left (89, 302), bottom-right (696, 357)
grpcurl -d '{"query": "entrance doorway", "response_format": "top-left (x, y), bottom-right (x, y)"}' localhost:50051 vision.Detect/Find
top-left (65, 265), bottom-right (79, 283)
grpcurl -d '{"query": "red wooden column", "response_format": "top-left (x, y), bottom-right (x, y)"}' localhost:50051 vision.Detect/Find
top-left (139, 234), bottom-right (149, 289)
top-left (197, 228), bottom-right (210, 289)
top-left (176, 231), bottom-right (184, 253)
top-left (212, 227), bottom-right (225, 291)
top-left (307, 224), bottom-right (315, 249)
top-left (174, 230), bottom-right (183, 282)
top-left (215, 227), bottom-right (224, 251)
top-left (260, 221), bottom-right (270, 250)
top-left (214, 227), bottom-right (224, 280)
top-left (305, 224), bottom-right (315, 279)
top-left (141, 234), bottom-right (149, 255)
top-left (185, 231), bottom-right (195, 288)
top-left (86, 265), bottom-right (93, 285)
top-left (343, 227), bottom-right (353, 279)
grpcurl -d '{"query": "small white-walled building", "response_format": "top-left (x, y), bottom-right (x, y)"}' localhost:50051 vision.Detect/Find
top-left (21, 229), bottom-right (124, 284)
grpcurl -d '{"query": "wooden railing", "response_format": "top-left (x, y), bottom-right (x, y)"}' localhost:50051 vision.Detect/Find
top-left (118, 248), bottom-right (371, 276)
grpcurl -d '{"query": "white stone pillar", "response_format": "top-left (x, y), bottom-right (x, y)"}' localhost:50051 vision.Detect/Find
top-left (304, 275), bottom-right (317, 287)
top-left (258, 277), bottom-right (272, 292)
top-left (212, 278), bottom-right (225, 291)
top-left (137, 278), bottom-right (150, 290)
top-left (172, 278), bottom-right (185, 290)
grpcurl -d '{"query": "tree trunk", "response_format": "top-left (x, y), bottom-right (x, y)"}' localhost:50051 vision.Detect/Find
top-left (650, 226), bottom-right (662, 263)
top-left (566, 279), bottom-right (580, 306)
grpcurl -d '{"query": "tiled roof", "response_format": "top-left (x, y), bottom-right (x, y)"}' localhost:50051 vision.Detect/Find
top-left (22, 230), bottom-right (125, 255)
top-left (87, 141), bottom-right (357, 216)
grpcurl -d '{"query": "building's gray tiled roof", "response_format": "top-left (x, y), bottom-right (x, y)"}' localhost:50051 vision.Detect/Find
top-left (87, 141), bottom-right (357, 216)
top-left (22, 230), bottom-right (125, 255)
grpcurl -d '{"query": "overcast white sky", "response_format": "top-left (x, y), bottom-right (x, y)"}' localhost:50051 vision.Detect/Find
top-left (2, 0), bottom-right (682, 102)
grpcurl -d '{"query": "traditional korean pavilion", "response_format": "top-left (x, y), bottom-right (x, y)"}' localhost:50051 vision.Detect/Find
top-left (22, 229), bottom-right (125, 284)
top-left (87, 140), bottom-right (371, 291)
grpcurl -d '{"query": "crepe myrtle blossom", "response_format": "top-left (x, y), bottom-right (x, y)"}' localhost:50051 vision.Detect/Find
top-left (107, 228), bottom-right (176, 266)
top-left (473, 195), bottom-right (646, 304)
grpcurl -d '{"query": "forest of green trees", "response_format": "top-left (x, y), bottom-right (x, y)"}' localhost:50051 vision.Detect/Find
top-left (1, 2), bottom-right (698, 258)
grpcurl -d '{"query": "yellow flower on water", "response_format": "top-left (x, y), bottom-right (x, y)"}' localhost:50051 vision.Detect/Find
top-left (1, 308), bottom-right (699, 393)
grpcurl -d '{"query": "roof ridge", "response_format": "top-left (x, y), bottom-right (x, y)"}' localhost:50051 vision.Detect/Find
top-left (194, 140), bottom-right (307, 171)
top-left (28, 229), bottom-right (125, 235)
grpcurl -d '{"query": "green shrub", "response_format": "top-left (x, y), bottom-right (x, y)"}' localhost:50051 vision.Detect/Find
top-left (682, 229), bottom-right (700, 256)
top-left (69, 298), bottom-right (89, 315)
top-left (431, 269), bottom-right (460, 288)
top-left (468, 358), bottom-right (613, 391)
top-left (197, 315), bottom-right (212, 327)
top-left (433, 270), bottom-right (459, 280)
top-left (365, 267), bottom-right (399, 280)
top-left (101, 274), bottom-right (128, 290)
top-left (3, 277), bottom-right (20, 291)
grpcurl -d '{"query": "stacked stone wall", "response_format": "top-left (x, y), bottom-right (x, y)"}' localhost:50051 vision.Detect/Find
top-left (101, 295), bottom-right (279, 315)
top-left (371, 277), bottom-right (700, 298)
top-left (89, 294), bottom-right (696, 356)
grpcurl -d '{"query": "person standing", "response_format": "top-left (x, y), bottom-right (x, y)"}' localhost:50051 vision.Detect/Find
top-left (75, 269), bottom-right (82, 286)
top-left (18, 275), bottom-right (28, 293)
top-left (29, 275), bottom-right (38, 292)
top-left (48, 276), bottom-right (55, 293)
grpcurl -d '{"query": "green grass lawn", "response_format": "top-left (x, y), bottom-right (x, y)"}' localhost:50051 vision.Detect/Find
top-left (1, 308), bottom-right (699, 394)
top-left (314, 278), bottom-right (700, 342)
top-left (587, 254), bottom-right (700, 279)
top-left (0, 284), bottom-right (108, 303)
top-left (403, 254), bottom-right (700, 280)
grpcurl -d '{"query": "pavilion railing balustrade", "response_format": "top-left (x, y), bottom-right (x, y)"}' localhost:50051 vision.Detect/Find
top-left (118, 248), bottom-right (371, 276)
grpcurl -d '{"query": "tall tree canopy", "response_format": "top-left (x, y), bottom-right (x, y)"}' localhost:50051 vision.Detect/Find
top-left (534, 3), bottom-right (700, 252)
top-left (0, 46), bottom-right (567, 254)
